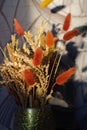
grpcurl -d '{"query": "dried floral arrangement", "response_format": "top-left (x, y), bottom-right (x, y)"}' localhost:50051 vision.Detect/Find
top-left (0, 15), bottom-right (77, 108)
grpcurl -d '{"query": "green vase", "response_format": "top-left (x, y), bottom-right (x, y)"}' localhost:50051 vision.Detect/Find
top-left (13, 105), bottom-right (56, 130)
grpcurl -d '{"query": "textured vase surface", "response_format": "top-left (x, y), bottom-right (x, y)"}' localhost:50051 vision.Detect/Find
top-left (13, 105), bottom-right (56, 130)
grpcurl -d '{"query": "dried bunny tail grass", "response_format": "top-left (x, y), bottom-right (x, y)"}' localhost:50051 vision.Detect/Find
top-left (14, 18), bottom-right (24, 36)
top-left (63, 13), bottom-right (71, 31)
top-left (22, 69), bottom-right (36, 85)
top-left (63, 29), bottom-right (78, 41)
top-left (33, 47), bottom-right (43, 66)
top-left (46, 31), bottom-right (54, 47)
top-left (56, 67), bottom-right (76, 85)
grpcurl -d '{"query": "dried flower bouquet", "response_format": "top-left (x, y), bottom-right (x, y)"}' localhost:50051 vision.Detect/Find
top-left (0, 18), bottom-right (76, 108)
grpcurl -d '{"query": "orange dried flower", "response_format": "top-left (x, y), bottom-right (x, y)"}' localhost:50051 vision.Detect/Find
top-left (56, 67), bottom-right (76, 85)
top-left (14, 18), bottom-right (24, 36)
top-left (63, 13), bottom-right (71, 31)
top-left (46, 31), bottom-right (54, 47)
top-left (63, 29), bottom-right (78, 41)
top-left (33, 48), bottom-right (43, 66)
top-left (23, 69), bottom-right (35, 85)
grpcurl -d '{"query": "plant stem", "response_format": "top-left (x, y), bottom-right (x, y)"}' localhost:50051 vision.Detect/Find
top-left (47, 51), bottom-right (59, 88)
top-left (50, 82), bottom-right (56, 94)
top-left (54, 53), bottom-right (62, 76)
